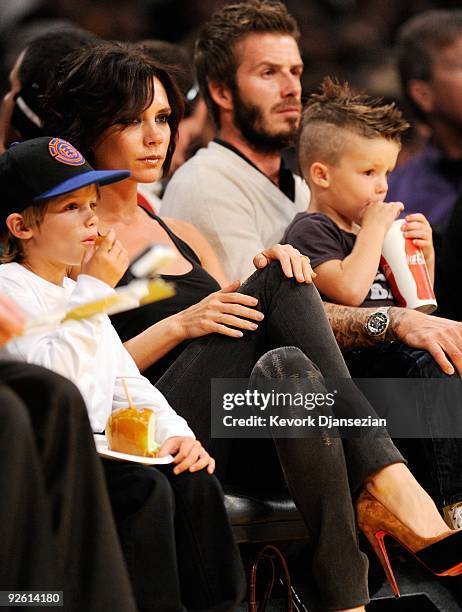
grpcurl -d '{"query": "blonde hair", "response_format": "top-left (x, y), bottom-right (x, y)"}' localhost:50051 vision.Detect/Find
top-left (1, 202), bottom-right (49, 263)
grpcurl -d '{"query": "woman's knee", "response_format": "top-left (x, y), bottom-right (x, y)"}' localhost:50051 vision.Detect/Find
top-left (251, 346), bottom-right (323, 380)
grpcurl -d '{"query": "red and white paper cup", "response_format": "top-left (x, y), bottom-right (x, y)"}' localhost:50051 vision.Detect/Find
top-left (380, 220), bottom-right (437, 313)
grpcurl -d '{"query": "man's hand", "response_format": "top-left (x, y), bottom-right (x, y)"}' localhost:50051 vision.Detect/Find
top-left (158, 436), bottom-right (215, 474)
top-left (80, 228), bottom-right (129, 288)
top-left (390, 307), bottom-right (462, 376)
top-left (0, 294), bottom-right (24, 346)
top-left (253, 243), bottom-right (316, 284)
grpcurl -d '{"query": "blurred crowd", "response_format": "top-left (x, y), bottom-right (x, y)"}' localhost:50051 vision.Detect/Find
top-left (0, 0), bottom-right (461, 99)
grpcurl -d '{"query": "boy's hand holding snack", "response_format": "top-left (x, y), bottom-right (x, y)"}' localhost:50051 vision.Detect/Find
top-left (360, 200), bottom-right (404, 234)
top-left (401, 213), bottom-right (435, 277)
top-left (313, 201), bottom-right (404, 306)
top-left (81, 228), bottom-right (129, 288)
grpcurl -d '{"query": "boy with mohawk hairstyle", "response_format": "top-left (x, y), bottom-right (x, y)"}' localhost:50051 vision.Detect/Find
top-left (284, 77), bottom-right (434, 309)
top-left (284, 79), bottom-right (462, 529)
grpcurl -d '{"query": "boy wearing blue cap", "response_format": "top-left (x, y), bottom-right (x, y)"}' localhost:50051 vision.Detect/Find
top-left (0, 137), bottom-right (244, 612)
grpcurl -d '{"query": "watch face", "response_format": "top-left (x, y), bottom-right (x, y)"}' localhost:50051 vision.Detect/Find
top-left (368, 312), bottom-right (389, 336)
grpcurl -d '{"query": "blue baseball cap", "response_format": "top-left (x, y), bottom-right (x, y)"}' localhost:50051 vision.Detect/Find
top-left (0, 137), bottom-right (130, 222)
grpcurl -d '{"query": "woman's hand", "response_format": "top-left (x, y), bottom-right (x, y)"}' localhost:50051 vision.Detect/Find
top-left (158, 436), bottom-right (215, 474)
top-left (173, 280), bottom-right (264, 341)
top-left (80, 229), bottom-right (129, 288)
top-left (401, 213), bottom-right (434, 265)
top-left (253, 244), bottom-right (316, 283)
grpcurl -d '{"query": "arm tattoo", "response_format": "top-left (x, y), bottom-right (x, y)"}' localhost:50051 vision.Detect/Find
top-left (387, 307), bottom-right (405, 342)
top-left (323, 302), bottom-right (378, 349)
top-left (323, 303), bottom-right (405, 348)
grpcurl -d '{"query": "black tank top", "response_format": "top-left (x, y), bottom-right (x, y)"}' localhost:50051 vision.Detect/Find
top-left (110, 210), bottom-right (221, 383)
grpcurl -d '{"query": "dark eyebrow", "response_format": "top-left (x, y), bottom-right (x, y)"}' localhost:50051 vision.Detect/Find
top-left (253, 61), bottom-right (304, 70)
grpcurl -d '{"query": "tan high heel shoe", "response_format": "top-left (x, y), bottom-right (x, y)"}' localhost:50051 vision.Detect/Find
top-left (356, 489), bottom-right (462, 597)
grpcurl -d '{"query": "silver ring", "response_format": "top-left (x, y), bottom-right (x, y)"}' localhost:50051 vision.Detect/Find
top-left (301, 255), bottom-right (311, 263)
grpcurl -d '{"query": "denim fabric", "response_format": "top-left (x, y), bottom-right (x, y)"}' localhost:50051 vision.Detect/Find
top-left (249, 347), bottom-right (404, 609)
top-left (345, 343), bottom-right (462, 507)
top-left (156, 264), bottom-right (404, 609)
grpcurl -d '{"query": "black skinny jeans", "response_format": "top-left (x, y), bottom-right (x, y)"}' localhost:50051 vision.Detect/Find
top-left (156, 263), bottom-right (403, 610)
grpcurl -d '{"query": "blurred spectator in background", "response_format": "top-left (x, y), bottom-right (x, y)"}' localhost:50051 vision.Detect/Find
top-left (0, 0), bottom-right (146, 42)
top-left (0, 25), bottom-right (97, 153)
top-left (2, 0), bottom-right (461, 108)
top-left (388, 10), bottom-right (462, 230)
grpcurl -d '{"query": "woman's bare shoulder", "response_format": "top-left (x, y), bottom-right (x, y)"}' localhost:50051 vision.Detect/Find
top-left (161, 217), bottom-right (207, 250)
top-left (160, 216), bottom-right (228, 286)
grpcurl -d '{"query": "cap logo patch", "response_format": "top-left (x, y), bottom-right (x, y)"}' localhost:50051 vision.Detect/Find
top-left (48, 138), bottom-right (85, 166)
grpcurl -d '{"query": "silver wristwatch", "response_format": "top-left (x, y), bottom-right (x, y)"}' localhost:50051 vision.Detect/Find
top-left (364, 307), bottom-right (391, 340)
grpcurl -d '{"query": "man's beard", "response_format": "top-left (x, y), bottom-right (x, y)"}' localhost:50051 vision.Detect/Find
top-left (232, 88), bottom-right (299, 154)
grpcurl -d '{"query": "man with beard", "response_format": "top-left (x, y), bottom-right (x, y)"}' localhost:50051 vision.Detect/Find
top-left (161, 0), bottom-right (309, 281)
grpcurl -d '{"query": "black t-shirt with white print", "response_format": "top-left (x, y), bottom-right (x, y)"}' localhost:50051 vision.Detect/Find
top-left (283, 212), bottom-right (395, 308)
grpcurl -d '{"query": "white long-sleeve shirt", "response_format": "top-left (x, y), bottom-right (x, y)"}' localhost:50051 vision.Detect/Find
top-left (0, 263), bottom-right (194, 442)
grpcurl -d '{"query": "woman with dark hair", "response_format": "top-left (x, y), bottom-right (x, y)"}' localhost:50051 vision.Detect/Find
top-left (43, 41), bottom-right (462, 612)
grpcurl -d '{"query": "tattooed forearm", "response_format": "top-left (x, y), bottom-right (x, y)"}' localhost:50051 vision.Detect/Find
top-left (387, 307), bottom-right (406, 342)
top-left (323, 303), bottom-right (405, 349)
top-left (323, 303), bottom-right (376, 349)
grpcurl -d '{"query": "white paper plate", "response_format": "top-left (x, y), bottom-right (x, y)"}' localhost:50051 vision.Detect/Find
top-left (94, 434), bottom-right (173, 465)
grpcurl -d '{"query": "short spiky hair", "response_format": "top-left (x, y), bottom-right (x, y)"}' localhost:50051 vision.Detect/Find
top-left (298, 77), bottom-right (409, 175)
top-left (195, 0), bottom-right (300, 129)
